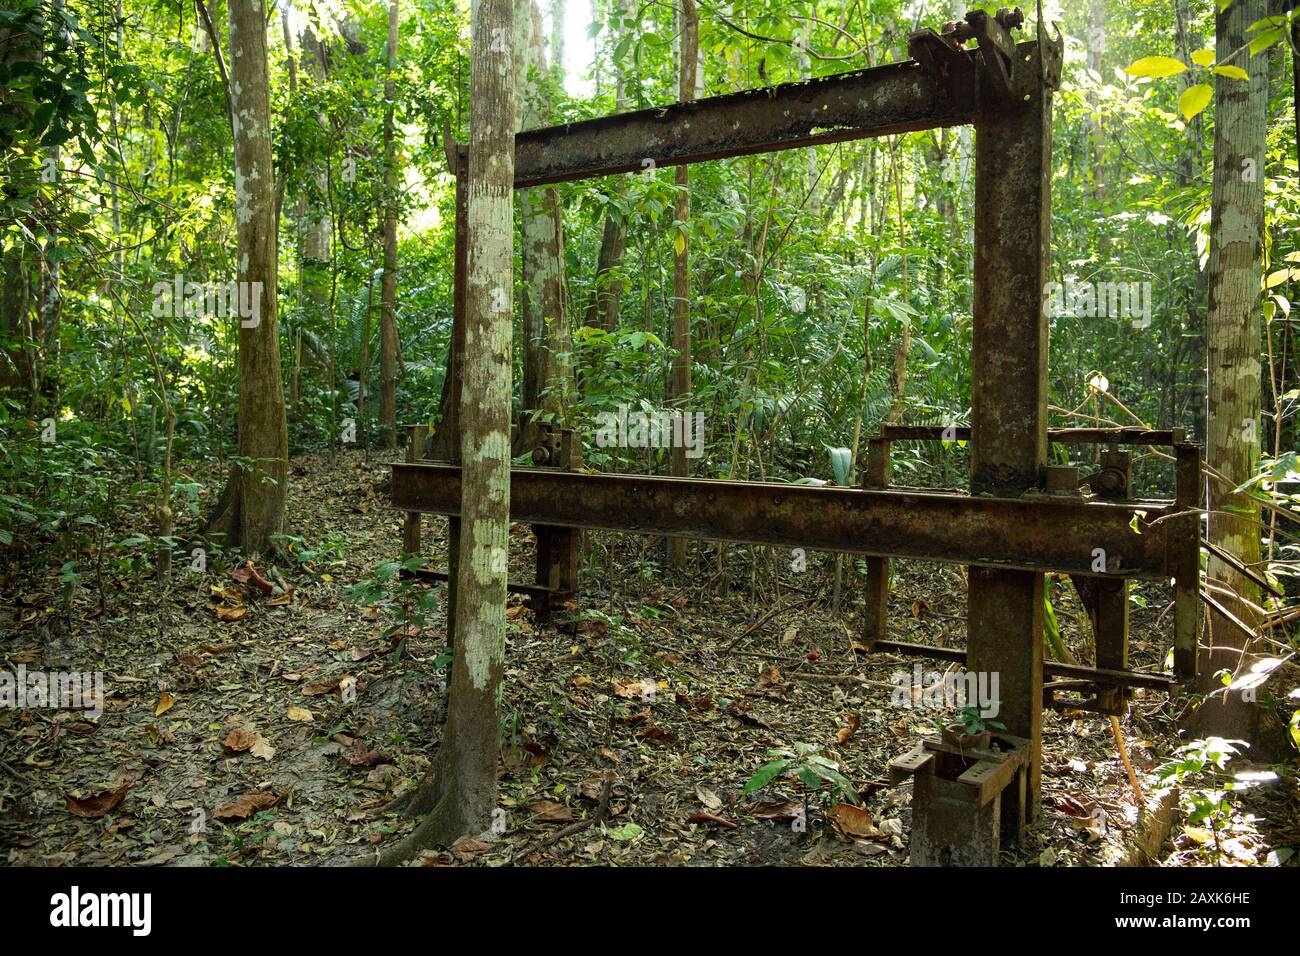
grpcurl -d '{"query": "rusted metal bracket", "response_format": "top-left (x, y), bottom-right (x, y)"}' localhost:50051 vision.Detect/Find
top-left (965, 8), bottom-right (1024, 102)
top-left (891, 732), bottom-right (1031, 866)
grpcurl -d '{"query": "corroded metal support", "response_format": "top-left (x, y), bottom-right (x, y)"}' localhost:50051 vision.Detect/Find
top-left (402, 424), bottom-right (429, 555)
top-left (966, 36), bottom-right (1058, 828)
top-left (890, 731), bottom-right (1031, 866)
top-left (532, 427), bottom-right (582, 623)
top-left (391, 464), bottom-right (1175, 578)
top-left (462, 62), bottom-right (979, 189)
top-left (879, 424), bottom-right (1185, 445)
top-left (1173, 442), bottom-right (1203, 683)
top-left (860, 437), bottom-right (892, 650)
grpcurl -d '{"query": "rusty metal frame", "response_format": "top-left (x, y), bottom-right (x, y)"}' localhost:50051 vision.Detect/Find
top-left (393, 9), bottom-right (1203, 861)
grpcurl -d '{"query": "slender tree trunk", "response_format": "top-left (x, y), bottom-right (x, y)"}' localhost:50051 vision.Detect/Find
top-left (519, 0), bottom-right (570, 441)
top-left (377, 0), bottom-right (516, 861)
top-left (667, 0), bottom-right (698, 570)
top-left (379, 0), bottom-right (400, 448)
top-left (583, 0), bottom-right (634, 333)
top-left (206, 0), bottom-right (288, 555)
top-left (1194, 0), bottom-right (1267, 743)
top-left (0, 6), bottom-right (39, 406)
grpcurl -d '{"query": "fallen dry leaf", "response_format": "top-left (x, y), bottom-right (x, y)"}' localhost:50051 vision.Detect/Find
top-left (695, 784), bottom-right (723, 811)
top-left (213, 604), bottom-right (248, 622)
top-left (828, 802), bottom-right (884, 840)
top-left (212, 792), bottom-right (278, 821)
top-left (611, 677), bottom-right (656, 700)
top-left (526, 799), bottom-right (573, 824)
top-left (450, 837), bottom-right (494, 862)
top-left (750, 800), bottom-right (802, 820)
top-left (66, 783), bottom-right (130, 818)
top-left (222, 729), bottom-right (257, 753)
top-left (286, 706), bottom-right (314, 722)
top-left (835, 714), bottom-right (861, 745)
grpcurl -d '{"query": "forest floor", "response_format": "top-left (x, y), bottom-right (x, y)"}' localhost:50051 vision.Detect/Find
top-left (3, 448), bottom-right (1298, 867)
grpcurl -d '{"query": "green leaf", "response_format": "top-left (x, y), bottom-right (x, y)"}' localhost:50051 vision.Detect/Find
top-left (1178, 83), bottom-right (1212, 121)
top-left (1190, 49), bottom-right (1215, 67)
top-left (826, 446), bottom-right (852, 486)
top-left (607, 822), bottom-right (643, 841)
top-left (743, 758), bottom-right (790, 794)
top-left (1211, 64), bottom-right (1248, 81)
top-left (1123, 56), bottom-right (1188, 79)
top-left (1249, 27), bottom-right (1284, 56)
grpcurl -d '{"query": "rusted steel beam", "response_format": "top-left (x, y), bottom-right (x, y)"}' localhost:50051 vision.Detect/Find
top-left (465, 60), bottom-right (976, 188)
top-left (967, 38), bottom-right (1059, 827)
top-left (390, 464), bottom-right (1174, 579)
top-left (411, 568), bottom-right (561, 605)
top-left (871, 640), bottom-right (1176, 691)
top-left (879, 425), bottom-right (1185, 446)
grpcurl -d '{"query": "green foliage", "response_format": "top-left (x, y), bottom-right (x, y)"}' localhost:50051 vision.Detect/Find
top-left (1156, 737), bottom-right (1250, 864)
top-left (743, 741), bottom-right (860, 806)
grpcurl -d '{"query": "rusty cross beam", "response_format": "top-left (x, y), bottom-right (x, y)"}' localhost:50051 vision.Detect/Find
top-left (455, 59), bottom-right (978, 188)
top-left (391, 463), bottom-right (1176, 580)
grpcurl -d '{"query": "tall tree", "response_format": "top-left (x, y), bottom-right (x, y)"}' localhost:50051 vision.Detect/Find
top-left (378, 0), bottom-right (516, 860)
top-left (519, 0), bottom-right (571, 441)
top-left (1195, 0), bottom-right (1268, 742)
top-left (667, 0), bottom-right (698, 569)
top-left (379, 0), bottom-right (401, 448)
top-left (205, 0), bottom-right (289, 555)
top-left (583, 0), bottom-right (635, 332)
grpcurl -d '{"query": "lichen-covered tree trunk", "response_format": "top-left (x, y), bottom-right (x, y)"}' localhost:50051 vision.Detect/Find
top-left (299, 24), bottom-right (333, 365)
top-left (377, 0), bottom-right (515, 861)
top-left (582, 0), bottom-right (635, 333)
top-left (379, 0), bottom-right (400, 448)
top-left (207, 0), bottom-right (288, 556)
top-left (667, 0), bottom-right (698, 570)
top-left (520, 0), bottom-right (571, 442)
top-left (1195, 0), bottom-right (1267, 743)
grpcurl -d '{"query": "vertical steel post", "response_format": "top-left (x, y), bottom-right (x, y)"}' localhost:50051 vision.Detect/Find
top-left (1173, 442), bottom-right (1202, 683)
top-left (968, 39), bottom-right (1055, 829)
top-left (402, 424), bottom-right (428, 555)
top-left (861, 436), bottom-right (892, 649)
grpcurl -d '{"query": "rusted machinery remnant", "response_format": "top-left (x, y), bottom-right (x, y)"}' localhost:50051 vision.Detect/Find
top-left (891, 732), bottom-right (1032, 866)
top-left (389, 8), bottom-right (1203, 867)
top-left (863, 424), bottom-right (1201, 716)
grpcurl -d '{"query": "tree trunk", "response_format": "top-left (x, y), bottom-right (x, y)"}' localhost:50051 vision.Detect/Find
top-left (206, 0), bottom-right (288, 556)
top-left (667, 0), bottom-right (698, 570)
top-left (519, 0), bottom-right (571, 443)
top-left (0, 6), bottom-right (39, 406)
top-left (1194, 0), bottom-right (1267, 744)
top-left (378, 0), bottom-right (401, 448)
top-left (377, 0), bottom-right (516, 861)
top-left (582, 0), bottom-right (634, 333)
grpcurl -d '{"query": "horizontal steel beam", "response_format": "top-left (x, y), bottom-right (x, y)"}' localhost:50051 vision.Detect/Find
top-left (878, 425), bottom-right (1185, 446)
top-left (390, 464), bottom-right (1175, 579)
top-left (465, 59), bottom-right (977, 188)
top-left (872, 640), bottom-right (1176, 691)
